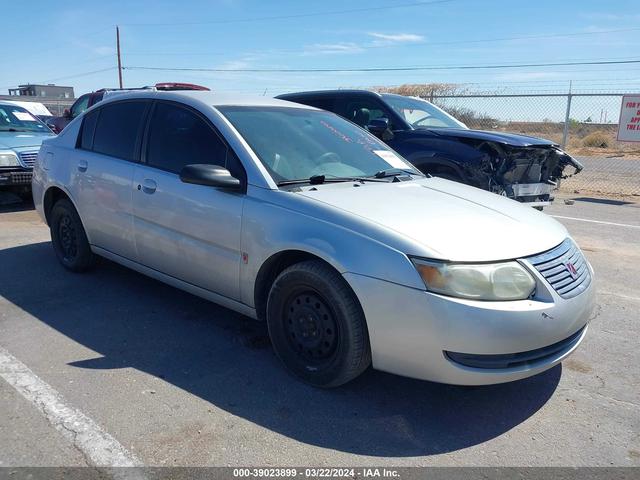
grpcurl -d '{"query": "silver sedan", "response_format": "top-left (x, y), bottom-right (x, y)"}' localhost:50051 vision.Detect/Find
top-left (32, 91), bottom-right (595, 387)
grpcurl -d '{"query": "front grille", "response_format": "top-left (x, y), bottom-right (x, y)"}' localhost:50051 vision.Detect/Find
top-left (526, 238), bottom-right (591, 299)
top-left (445, 326), bottom-right (586, 369)
top-left (18, 151), bottom-right (39, 168)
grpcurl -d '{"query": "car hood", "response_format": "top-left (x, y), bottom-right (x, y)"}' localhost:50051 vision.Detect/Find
top-left (421, 127), bottom-right (556, 147)
top-left (0, 131), bottom-right (53, 150)
top-left (296, 177), bottom-right (567, 261)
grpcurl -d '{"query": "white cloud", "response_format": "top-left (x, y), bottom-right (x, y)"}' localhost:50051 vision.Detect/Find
top-left (93, 46), bottom-right (115, 56)
top-left (218, 59), bottom-right (252, 70)
top-left (579, 12), bottom-right (640, 21)
top-left (368, 32), bottom-right (424, 43)
top-left (301, 42), bottom-right (364, 56)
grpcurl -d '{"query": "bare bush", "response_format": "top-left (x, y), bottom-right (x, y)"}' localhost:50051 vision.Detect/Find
top-left (374, 83), bottom-right (466, 98)
top-left (437, 105), bottom-right (499, 130)
top-left (582, 131), bottom-right (611, 148)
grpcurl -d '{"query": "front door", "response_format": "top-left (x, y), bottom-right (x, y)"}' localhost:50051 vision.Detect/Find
top-left (132, 101), bottom-right (245, 301)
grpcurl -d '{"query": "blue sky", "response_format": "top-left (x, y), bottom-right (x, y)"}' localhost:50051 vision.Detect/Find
top-left (2, 0), bottom-right (639, 98)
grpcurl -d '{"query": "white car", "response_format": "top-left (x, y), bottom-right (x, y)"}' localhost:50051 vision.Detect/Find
top-left (4, 100), bottom-right (53, 117)
top-left (32, 91), bottom-right (595, 387)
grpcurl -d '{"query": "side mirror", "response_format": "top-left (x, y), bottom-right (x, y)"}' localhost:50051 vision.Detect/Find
top-left (367, 117), bottom-right (394, 141)
top-left (63, 108), bottom-right (72, 119)
top-left (180, 164), bottom-right (241, 190)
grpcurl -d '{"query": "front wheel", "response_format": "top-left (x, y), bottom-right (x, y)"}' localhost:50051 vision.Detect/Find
top-left (50, 198), bottom-right (95, 272)
top-left (266, 260), bottom-right (371, 388)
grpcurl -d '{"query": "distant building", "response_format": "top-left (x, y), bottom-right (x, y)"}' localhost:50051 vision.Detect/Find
top-left (8, 84), bottom-right (74, 99)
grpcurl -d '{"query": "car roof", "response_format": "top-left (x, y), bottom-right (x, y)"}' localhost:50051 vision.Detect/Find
top-left (0, 100), bottom-right (28, 108)
top-left (95, 90), bottom-right (317, 109)
top-left (277, 89), bottom-right (382, 99)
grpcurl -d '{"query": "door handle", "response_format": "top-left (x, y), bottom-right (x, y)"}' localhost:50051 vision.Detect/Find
top-left (139, 178), bottom-right (157, 194)
top-left (77, 160), bottom-right (88, 172)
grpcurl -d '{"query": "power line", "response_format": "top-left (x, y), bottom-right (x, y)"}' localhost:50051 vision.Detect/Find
top-left (39, 67), bottom-right (117, 84)
top-left (121, 27), bottom-right (640, 58)
top-left (123, 58), bottom-right (640, 74)
top-left (346, 27), bottom-right (640, 53)
top-left (121, 0), bottom-right (454, 26)
top-left (2, 25), bottom-right (114, 64)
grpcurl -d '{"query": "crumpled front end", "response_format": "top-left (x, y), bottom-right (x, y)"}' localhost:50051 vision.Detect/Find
top-left (472, 142), bottom-right (583, 208)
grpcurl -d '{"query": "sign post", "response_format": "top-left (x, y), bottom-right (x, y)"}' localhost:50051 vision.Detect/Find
top-left (617, 94), bottom-right (640, 142)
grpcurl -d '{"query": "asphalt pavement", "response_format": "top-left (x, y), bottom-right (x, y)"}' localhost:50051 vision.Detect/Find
top-left (0, 194), bottom-right (638, 467)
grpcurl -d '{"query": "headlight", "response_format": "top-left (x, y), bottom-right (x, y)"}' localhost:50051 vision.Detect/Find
top-left (411, 258), bottom-right (535, 301)
top-left (0, 150), bottom-right (20, 167)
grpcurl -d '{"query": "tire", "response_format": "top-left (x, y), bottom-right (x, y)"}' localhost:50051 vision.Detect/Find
top-left (50, 198), bottom-right (95, 272)
top-left (266, 260), bottom-right (371, 388)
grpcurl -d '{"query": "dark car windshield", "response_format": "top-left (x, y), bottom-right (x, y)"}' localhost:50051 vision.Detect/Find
top-left (382, 94), bottom-right (467, 130)
top-left (0, 104), bottom-right (50, 133)
top-left (218, 106), bottom-right (419, 184)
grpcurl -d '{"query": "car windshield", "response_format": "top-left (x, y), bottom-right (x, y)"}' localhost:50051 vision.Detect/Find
top-left (382, 94), bottom-right (467, 129)
top-left (0, 104), bottom-right (50, 133)
top-left (218, 106), bottom-right (420, 184)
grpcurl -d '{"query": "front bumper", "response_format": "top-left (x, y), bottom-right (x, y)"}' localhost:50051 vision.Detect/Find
top-left (512, 182), bottom-right (554, 207)
top-left (344, 259), bottom-right (595, 385)
top-left (0, 169), bottom-right (33, 186)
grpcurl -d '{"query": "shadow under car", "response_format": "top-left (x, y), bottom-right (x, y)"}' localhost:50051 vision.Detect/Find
top-left (0, 241), bottom-right (561, 457)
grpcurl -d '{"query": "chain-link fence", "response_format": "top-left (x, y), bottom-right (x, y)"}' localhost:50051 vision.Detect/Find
top-left (0, 96), bottom-right (73, 116)
top-left (429, 93), bottom-right (640, 197)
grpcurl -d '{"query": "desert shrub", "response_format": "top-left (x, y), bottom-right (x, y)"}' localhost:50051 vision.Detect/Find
top-left (582, 131), bottom-right (610, 148)
top-left (437, 105), bottom-right (498, 129)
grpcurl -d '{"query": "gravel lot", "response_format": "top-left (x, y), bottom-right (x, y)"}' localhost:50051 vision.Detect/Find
top-left (0, 194), bottom-right (638, 467)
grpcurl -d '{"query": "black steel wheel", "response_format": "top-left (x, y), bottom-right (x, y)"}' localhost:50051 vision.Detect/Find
top-left (284, 289), bottom-right (340, 368)
top-left (50, 198), bottom-right (95, 272)
top-left (266, 260), bottom-right (371, 387)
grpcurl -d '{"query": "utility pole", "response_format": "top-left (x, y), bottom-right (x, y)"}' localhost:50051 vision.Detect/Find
top-left (116, 26), bottom-right (123, 88)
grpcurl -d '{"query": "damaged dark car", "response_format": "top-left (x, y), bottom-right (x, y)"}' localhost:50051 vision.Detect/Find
top-left (277, 90), bottom-right (583, 208)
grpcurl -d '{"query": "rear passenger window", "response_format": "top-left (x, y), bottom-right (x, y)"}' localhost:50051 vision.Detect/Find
top-left (92, 101), bottom-right (147, 161)
top-left (146, 102), bottom-right (230, 175)
top-left (78, 109), bottom-right (99, 150)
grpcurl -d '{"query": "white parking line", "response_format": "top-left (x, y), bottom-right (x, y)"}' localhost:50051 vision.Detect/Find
top-left (0, 346), bottom-right (142, 467)
top-left (551, 215), bottom-right (640, 229)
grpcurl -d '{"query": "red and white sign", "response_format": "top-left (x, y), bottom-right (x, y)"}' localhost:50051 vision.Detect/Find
top-left (617, 94), bottom-right (640, 142)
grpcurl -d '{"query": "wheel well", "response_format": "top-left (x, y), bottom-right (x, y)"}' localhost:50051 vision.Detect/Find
top-left (416, 161), bottom-right (462, 179)
top-left (43, 187), bottom-right (70, 226)
top-left (254, 250), bottom-right (331, 321)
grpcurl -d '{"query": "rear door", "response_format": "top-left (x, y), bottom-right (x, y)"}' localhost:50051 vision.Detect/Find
top-left (132, 100), bottom-right (246, 300)
top-left (74, 100), bottom-right (150, 260)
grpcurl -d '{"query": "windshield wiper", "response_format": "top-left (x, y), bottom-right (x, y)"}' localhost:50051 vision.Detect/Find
top-left (372, 168), bottom-right (423, 179)
top-left (277, 174), bottom-right (387, 186)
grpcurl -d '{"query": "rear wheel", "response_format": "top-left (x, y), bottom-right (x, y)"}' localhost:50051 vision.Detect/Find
top-left (50, 198), bottom-right (95, 272)
top-left (266, 260), bottom-right (371, 388)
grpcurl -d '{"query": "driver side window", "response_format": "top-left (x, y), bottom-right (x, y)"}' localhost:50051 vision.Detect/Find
top-left (145, 102), bottom-right (244, 180)
top-left (71, 95), bottom-right (90, 118)
top-left (339, 99), bottom-right (392, 128)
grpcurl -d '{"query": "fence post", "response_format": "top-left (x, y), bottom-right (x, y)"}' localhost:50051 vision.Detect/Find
top-left (562, 83), bottom-right (573, 149)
